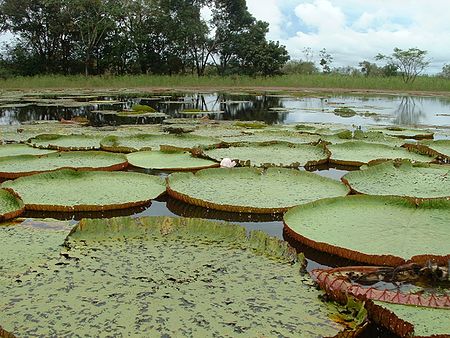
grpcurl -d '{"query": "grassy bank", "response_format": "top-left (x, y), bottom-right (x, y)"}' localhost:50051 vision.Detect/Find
top-left (1, 74), bottom-right (449, 93)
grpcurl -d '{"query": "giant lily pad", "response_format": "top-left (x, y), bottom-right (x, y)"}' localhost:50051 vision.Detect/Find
top-left (0, 216), bottom-right (355, 337)
top-left (342, 161), bottom-right (450, 200)
top-left (203, 142), bottom-right (330, 168)
top-left (0, 144), bottom-right (55, 158)
top-left (100, 134), bottom-right (218, 153)
top-left (127, 151), bottom-right (218, 171)
top-left (369, 126), bottom-right (434, 140)
top-left (0, 220), bottom-right (71, 280)
top-left (0, 189), bottom-right (24, 221)
top-left (328, 141), bottom-right (435, 166)
top-left (403, 139), bottom-right (450, 161)
top-left (0, 151), bottom-right (128, 178)
top-left (28, 134), bottom-right (103, 151)
top-left (220, 131), bottom-right (321, 144)
top-left (2, 170), bottom-right (165, 212)
top-left (322, 131), bottom-right (405, 147)
top-left (311, 266), bottom-right (450, 337)
top-left (366, 300), bottom-right (450, 338)
top-left (284, 196), bottom-right (450, 266)
top-left (167, 167), bottom-right (349, 213)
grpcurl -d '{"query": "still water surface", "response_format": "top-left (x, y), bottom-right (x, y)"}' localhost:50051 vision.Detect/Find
top-left (1, 92), bottom-right (450, 127)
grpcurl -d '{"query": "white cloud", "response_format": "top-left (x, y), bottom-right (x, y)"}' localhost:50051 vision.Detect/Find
top-left (294, 0), bottom-right (345, 32)
top-left (246, 0), bottom-right (450, 73)
top-left (246, 0), bottom-right (284, 40)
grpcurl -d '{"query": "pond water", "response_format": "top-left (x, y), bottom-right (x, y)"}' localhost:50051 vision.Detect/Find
top-left (1, 92), bottom-right (450, 128)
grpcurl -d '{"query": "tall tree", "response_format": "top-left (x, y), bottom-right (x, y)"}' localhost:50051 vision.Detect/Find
top-left (319, 48), bottom-right (333, 73)
top-left (210, 0), bottom-right (288, 76)
top-left (69, 0), bottom-right (118, 75)
top-left (0, 0), bottom-right (76, 74)
top-left (376, 48), bottom-right (430, 83)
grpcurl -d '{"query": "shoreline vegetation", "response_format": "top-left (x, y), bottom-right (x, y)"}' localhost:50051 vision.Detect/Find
top-left (1, 74), bottom-right (450, 95)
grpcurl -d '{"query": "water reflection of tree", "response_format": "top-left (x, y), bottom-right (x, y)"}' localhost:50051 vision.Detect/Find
top-left (217, 93), bottom-right (288, 124)
top-left (393, 96), bottom-right (424, 126)
top-left (0, 105), bottom-right (94, 124)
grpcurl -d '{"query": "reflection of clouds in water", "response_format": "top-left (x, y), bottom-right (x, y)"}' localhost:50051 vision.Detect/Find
top-left (393, 96), bottom-right (424, 126)
top-left (1, 93), bottom-right (450, 127)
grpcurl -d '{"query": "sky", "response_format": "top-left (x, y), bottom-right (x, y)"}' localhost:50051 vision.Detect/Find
top-left (1, 0), bottom-right (449, 74)
top-left (245, 0), bottom-right (450, 73)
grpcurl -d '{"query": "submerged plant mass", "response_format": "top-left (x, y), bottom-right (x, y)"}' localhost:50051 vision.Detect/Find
top-left (0, 217), bottom-right (356, 337)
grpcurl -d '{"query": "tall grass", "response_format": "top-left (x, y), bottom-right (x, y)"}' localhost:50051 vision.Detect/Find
top-left (1, 74), bottom-right (449, 92)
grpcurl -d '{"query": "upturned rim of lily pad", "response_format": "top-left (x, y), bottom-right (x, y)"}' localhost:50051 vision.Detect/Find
top-left (126, 150), bottom-right (219, 171)
top-left (403, 140), bottom-right (450, 161)
top-left (28, 134), bottom-right (102, 151)
top-left (364, 300), bottom-right (450, 338)
top-left (341, 160), bottom-right (450, 201)
top-left (201, 141), bottom-right (330, 168)
top-left (0, 188), bottom-right (24, 221)
top-left (327, 141), bottom-right (436, 167)
top-left (167, 167), bottom-right (350, 214)
top-left (2, 169), bottom-right (166, 212)
top-left (283, 195), bottom-right (450, 266)
top-left (310, 266), bottom-right (450, 338)
top-left (100, 134), bottom-right (219, 153)
top-left (0, 151), bottom-right (128, 179)
top-left (369, 126), bottom-right (434, 140)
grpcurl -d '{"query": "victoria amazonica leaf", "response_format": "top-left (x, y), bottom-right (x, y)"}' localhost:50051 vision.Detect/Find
top-left (328, 141), bottom-right (435, 166)
top-left (403, 139), bottom-right (450, 161)
top-left (100, 134), bottom-right (218, 153)
top-left (0, 216), bottom-right (356, 337)
top-left (2, 170), bottom-right (165, 211)
top-left (284, 195), bottom-right (450, 266)
top-left (0, 144), bottom-right (55, 158)
top-left (369, 301), bottom-right (450, 338)
top-left (28, 134), bottom-right (103, 150)
top-left (0, 151), bottom-right (128, 178)
top-left (0, 189), bottom-right (24, 221)
top-left (203, 142), bottom-right (329, 167)
top-left (167, 167), bottom-right (349, 213)
top-left (342, 161), bottom-right (450, 199)
top-left (127, 151), bottom-right (218, 170)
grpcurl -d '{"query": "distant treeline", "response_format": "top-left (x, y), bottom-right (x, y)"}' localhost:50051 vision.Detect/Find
top-left (0, 0), bottom-right (290, 78)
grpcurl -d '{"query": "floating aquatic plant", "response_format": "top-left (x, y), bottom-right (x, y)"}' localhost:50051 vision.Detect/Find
top-left (167, 167), bottom-right (349, 213)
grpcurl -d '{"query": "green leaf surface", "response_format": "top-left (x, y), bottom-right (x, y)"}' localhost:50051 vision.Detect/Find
top-left (220, 131), bottom-right (321, 144)
top-left (284, 196), bottom-right (450, 261)
top-left (0, 151), bottom-right (127, 177)
top-left (101, 134), bottom-right (218, 152)
top-left (203, 142), bottom-right (329, 167)
top-left (1, 170), bottom-right (165, 211)
top-left (0, 220), bottom-right (71, 280)
top-left (0, 143), bottom-right (55, 158)
top-left (167, 167), bottom-right (349, 212)
top-left (369, 126), bottom-right (434, 139)
top-left (0, 189), bottom-right (24, 220)
top-left (328, 141), bottom-right (435, 166)
top-left (342, 161), bottom-right (450, 199)
top-left (322, 131), bottom-right (405, 147)
top-left (0, 216), bottom-right (349, 337)
top-left (408, 139), bottom-right (450, 159)
top-left (373, 301), bottom-right (450, 337)
top-left (28, 134), bottom-right (103, 150)
top-left (127, 151), bottom-right (217, 170)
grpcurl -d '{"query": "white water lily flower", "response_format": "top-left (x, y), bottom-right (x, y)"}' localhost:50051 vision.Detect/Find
top-left (220, 158), bottom-right (237, 168)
